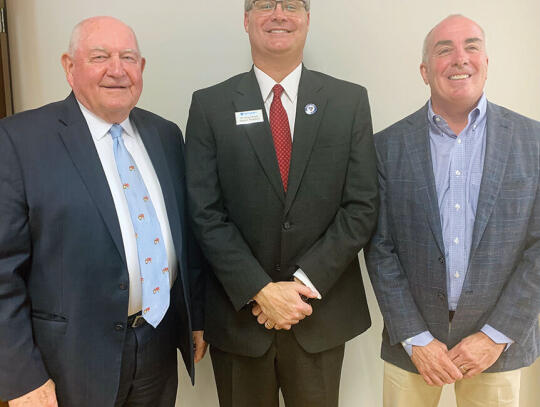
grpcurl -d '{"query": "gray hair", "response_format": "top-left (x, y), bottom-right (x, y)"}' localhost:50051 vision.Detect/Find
top-left (244, 0), bottom-right (310, 12)
top-left (422, 14), bottom-right (485, 63)
top-left (68, 16), bottom-right (140, 56)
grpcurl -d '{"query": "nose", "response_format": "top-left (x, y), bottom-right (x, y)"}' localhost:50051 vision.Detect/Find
top-left (271, 2), bottom-right (287, 20)
top-left (107, 55), bottom-right (125, 77)
top-left (452, 47), bottom-right (469, 67)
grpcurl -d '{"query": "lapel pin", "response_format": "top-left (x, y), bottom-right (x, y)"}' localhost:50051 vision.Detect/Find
top-left (305, 103), bottom-right (317, 115)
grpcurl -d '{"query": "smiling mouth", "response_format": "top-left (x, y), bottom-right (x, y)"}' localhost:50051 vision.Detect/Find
top-left (449, 74), bottom-right (471, 80)
top-left (267, 29), bottom-right (291, 34)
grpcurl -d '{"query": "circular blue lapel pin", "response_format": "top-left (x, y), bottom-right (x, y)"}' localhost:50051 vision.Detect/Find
top-left (305, 103), bottom-right (317, 115)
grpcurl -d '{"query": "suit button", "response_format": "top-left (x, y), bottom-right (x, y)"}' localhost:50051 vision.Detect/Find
top-left (437, 291), bottom-right (446, 301)
top-left (114, 323), bottom-right (124, 331)
top-left (275, 264), bottom-right (281, 272)
top-left (119, 283), bottom-right (127, 290)
top-left (283, 221), bottom-right (291, 230)
top-left (438, 256), bottom-right (445, 264)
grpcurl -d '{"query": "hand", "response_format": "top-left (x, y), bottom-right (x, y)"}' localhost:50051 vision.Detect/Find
top-left (251, 303), bottom-right (282, 330)
top-left (252, 281), bottom-right (318, 329)
top-left (448, 332), bottom-right (505, 378)
top-left (411, 339), bottom-right (463, 386)
top-left (192, 330), bottom-right (208, 363)
top-left (9, 379), bottom-right (57, 407)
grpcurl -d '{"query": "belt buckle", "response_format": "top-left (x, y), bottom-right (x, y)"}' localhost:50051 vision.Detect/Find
top-left (131, 315), bottom-right (145, 328)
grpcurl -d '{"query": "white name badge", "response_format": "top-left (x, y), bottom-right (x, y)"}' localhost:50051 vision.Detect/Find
top-left (235, 109), bottom-right (264, 125)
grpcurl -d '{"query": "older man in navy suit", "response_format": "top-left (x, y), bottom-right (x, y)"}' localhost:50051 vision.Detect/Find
top-left (367, 14), bottom-right (540, 407)
top-left (0, 16), bottom-right (206, 407)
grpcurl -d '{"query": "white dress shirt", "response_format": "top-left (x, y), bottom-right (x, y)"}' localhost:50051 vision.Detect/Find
top-left (79, 102), bottom-right (178, 315)
top-left (253, 64), bottom-right (321, 299)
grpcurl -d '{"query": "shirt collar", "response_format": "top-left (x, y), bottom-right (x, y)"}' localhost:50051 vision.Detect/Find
top-left (254, 63), bottom-right (303, 104)
top-left (427, 93), bottom-right (487, 137)
top-left (77, 100), bottom-right (136, 141)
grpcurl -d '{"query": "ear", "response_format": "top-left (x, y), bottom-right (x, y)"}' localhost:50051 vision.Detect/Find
top-left (244, 12), bottom-right (250, 33)
top-left (61, 53), bottom-right (75, 88)
top-left (140, 57), bottom-right (146, 74)
top-left (419, 63), bottom-right (429, 85)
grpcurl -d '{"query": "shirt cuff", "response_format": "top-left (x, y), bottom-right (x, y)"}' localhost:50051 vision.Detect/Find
top-left (401, 331), bottom-right (435, 357)
top-left (481, 324), bottom-right (514, 351)
top-left (293, 269), bottom-right (322, 299)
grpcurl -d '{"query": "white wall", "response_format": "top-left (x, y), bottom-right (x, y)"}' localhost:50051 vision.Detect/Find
top-left (6, 1), bottom-right (540, 406)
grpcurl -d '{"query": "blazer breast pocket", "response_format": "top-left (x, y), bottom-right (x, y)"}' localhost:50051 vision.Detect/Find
top-left (500, 175), bottom-right (536, 193)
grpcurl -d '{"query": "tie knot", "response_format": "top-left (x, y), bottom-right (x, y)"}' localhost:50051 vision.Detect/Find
top-left (272, 84), bottom-right (284, 98)
top-left (110, 124), bottom-right (124, 140)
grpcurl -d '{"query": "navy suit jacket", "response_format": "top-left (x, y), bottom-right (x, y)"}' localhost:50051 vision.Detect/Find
top-left (366, 102), bottom-right (540, 373)
top-left (0, 93), bottom-right (204, 405)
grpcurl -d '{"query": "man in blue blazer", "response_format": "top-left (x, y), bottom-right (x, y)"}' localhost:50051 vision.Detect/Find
top-left (366, 14), bottom-right (540, 406)
top-left (0, 17), bottom-right (206, 407)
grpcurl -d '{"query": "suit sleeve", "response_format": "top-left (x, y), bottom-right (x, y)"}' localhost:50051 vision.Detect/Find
top-left (485, 144), bottom-right (540, 345)
top-left (185, 93), bottom-right (272, 311)
top-left (0, 125), bottom-right (50, 400)
top-left (295, 88), bottom-right (379, 295)
top-left (173, 123), bottom-right (206, 331)
top-left (364, 133), bottom-right (429, 345)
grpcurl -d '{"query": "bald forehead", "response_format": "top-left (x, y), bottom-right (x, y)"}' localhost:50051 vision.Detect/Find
top-left (423, 15), bottom-right (485, 61)
top-left (430, 16), bottom-right (484, 41)
top-left (69, 16), bottom-right (140, 56)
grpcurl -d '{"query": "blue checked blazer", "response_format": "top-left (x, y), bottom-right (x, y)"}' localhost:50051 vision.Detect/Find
top-left (366, 101), bottom-right (540, 373)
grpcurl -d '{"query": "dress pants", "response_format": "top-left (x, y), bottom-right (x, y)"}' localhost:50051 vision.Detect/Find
top-left (383, 361), bottom-right (521, 407)
top-left (210, 330), bottom-right (345, 407)
top-left (114, 308), bottom-right (178, 407)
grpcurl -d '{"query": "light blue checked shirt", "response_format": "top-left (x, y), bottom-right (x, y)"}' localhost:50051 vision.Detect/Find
top-left (402, 95), bottom-right (513, 355)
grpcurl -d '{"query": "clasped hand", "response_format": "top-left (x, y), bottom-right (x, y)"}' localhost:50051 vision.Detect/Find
top-left (252, 279), bottom-right (318, 330)
top-left (411, 332), bottom-right (505, 386)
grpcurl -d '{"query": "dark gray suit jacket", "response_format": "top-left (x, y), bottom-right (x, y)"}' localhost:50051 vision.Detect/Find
top-left (0, 93), bottom-right (204, 405)
top-left (185, 67), bottom-right (378, 356)
top-left (366, 101), bottom-right (540, 373)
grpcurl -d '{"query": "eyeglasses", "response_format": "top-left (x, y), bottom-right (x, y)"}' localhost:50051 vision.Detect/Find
top-left (251, 0), bottom-right (307, 14)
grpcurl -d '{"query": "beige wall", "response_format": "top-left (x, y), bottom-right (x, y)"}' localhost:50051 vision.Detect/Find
top-left (6, 1), bottom-right (540, 406)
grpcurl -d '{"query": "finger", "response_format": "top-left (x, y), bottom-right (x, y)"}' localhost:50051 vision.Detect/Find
top-left (442, 359), bottom-right (463, 381)
top-left (420, 373), bottom-right (435, 386)
top-left (257, 313), bottom-right (268, 325)
top-left (264, 319), bottom-right (275, 330)
top-left (274, 324), bottom-right (282, 330)
top-left (425, 371), bottom-right (444, 387)
top-left (295, 283), bottom-right (318, 299)
top-left (463, 367), bottom-right (482, 379)
top-left (297, 302), bottom-right (313, 317)
top-left (252, 304), bottom-right (262, 316)
top-left (281, 324), bottom-right (292, 330)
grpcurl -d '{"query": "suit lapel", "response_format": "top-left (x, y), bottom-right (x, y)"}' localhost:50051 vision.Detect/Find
top-left (130, 109), bottom-right (185, 270)
top-left (404, 105), bottom-right (445, 254)
top-left (233, 69), bottom-right (285, 203)
top-left (284, 67), bottom-right (327, 215)
top-left (57, 93), bottom-right (126, 264)
top-left (469, 103), bottom-right (513, 259)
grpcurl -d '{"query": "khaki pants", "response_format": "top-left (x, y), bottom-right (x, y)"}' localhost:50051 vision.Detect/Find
top-left (383, 362), bottom-right (521, 407)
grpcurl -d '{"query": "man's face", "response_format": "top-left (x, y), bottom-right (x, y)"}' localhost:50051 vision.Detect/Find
top-left (244, 1), bottom-right (310, 63)
top-left (62, 17), bottom-right (145, 123)
top-left (420, 16), bottom-right (488, 113)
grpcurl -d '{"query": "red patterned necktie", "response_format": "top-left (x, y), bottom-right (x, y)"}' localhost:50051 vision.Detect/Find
top-left (270, 84), bottom-right (292, 192)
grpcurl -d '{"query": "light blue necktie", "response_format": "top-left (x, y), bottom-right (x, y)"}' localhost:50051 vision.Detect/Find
top-left (110, 124), bottom-right (170, 328)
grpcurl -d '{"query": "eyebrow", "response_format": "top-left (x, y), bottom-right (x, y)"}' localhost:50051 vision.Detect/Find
top-left (89, 47), bottom-right (140, 54)
top-left (434, 37), bottom-right (483, 48)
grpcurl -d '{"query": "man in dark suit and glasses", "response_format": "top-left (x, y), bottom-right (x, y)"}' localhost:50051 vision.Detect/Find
top-left (0, 16), bottom-right (206, 407)
top-left (366, 14), bottom-right (540, 407)
top-left (185, 1), bottom-right (379, 406)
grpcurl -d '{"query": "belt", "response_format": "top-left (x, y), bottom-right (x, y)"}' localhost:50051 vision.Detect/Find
top-left (449, 311), bottom-right (455, 322)
top-left (127, 311), bottom-right (146, 328)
